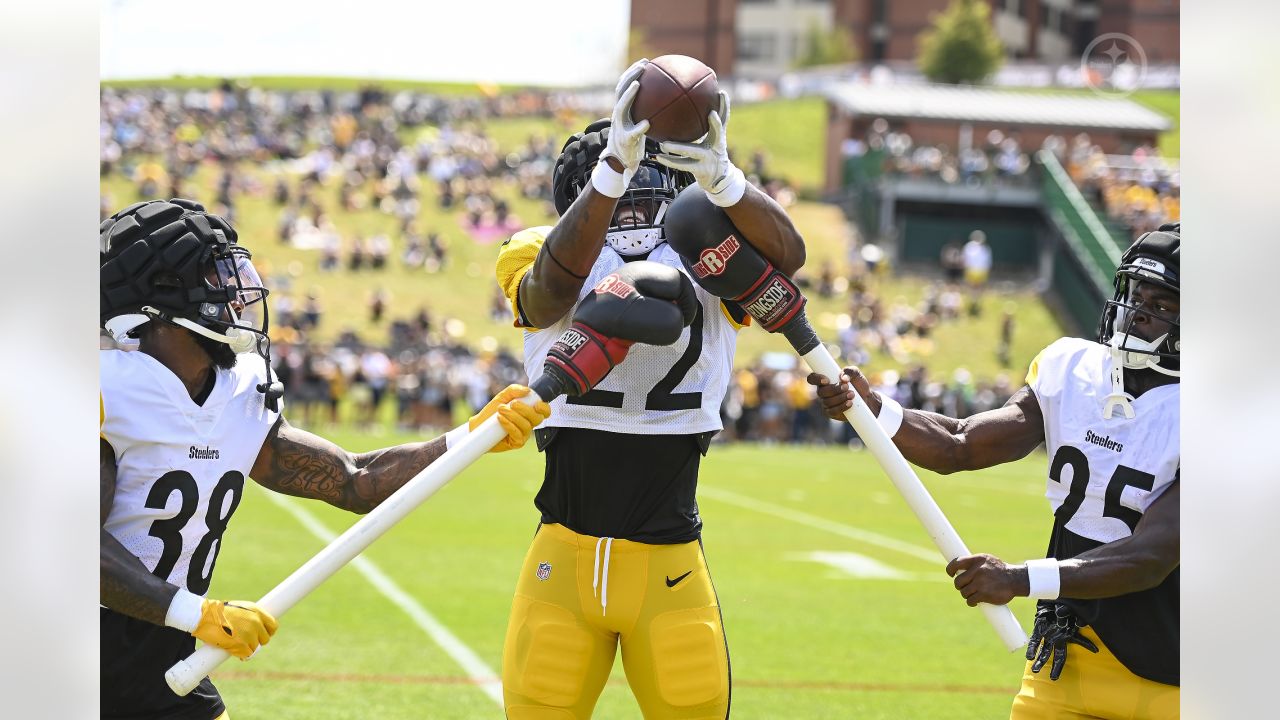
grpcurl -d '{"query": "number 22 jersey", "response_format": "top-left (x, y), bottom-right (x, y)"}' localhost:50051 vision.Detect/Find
top-left (496, 228), bottom-right (747, 543)
top-left (1026, 337), bottom-right (1179, 686)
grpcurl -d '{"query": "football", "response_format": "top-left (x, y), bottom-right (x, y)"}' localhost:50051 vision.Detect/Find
top-left (630, 55), bottom-right (720, 143)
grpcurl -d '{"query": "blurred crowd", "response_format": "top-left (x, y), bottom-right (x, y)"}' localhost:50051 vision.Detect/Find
top-left (100, 81), bottom-right (997, 444)
top-left (1062, 134), bottom-right (1180, 238)
top-left (99, 82), bottom-right (579, 268)
top-left (843, 119), bottom-right (1035, 187)
top-left (842, 122), bottom-right (1181, 241)
top-left (720, 358), bottom-right (1015, 446)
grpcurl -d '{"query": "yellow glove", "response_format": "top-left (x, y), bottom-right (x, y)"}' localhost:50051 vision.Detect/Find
top-left (468, 384), bottom-right (552, 452)
top-left (193, 599), bottom-right (279, 659)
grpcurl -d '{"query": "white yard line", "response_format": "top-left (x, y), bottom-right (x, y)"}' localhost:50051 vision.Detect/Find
top-left (698, 485), bottom-right (941, 563)
top-left (787, 551), bottom-right (948, 582)
top-left (263, 490), bottom-right (504, 707)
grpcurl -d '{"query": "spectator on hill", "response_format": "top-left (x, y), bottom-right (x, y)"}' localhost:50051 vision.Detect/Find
top-left (998, 303), bottom-right (1016, 368)
top-left (963, 230), bottom-right (992, 315)
top-left (302, 292), bottom-right (323, 331)
top-left (369, 286), bottom-right (391, 325)
top-left (941, 241), bottom-right (964, 283)
top-left (369, 233), bottom-right (391, 270)
top-left (348, 235), bottom-right (367, 272)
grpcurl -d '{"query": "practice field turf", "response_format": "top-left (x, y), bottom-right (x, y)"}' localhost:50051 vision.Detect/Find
top-left (208, 433), bottom-right (1050, 719)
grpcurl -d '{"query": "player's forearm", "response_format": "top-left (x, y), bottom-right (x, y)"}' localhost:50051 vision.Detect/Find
top-left (890, 409), bottom-right (971, 474)
top-left (1058, 491), bottom-right (1179, 599)
top-left (1058, 540), bottom-right (1178, 599)
top-left (345, 436), bottom-right (449, 513)
top-left (721, 183), bottom-right (805, 276)
top-left (522, 188), bottom-right (617, 327)
top-left (101, 530), bottom-right (177, 625)
top-left (252, 420), bottom-right (448, 514)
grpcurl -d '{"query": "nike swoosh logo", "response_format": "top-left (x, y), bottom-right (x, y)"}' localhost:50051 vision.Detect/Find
top-left (665, 570), bottom-right (693, 588)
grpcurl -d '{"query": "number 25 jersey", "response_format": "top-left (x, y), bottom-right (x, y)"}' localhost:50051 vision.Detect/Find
top-left (1026, 336), bottom-right (1179, 685)
top-left (100, 349), bottom-right (281, 596)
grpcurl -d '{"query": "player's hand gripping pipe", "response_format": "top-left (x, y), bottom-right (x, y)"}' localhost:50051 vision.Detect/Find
top-left (664, 188), bottom-right (1028, 652)
top-left (165, 261), bottom-right (698, 695)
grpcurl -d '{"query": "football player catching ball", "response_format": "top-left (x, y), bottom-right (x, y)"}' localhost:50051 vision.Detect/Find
top-left (494, 59), bottom-right (805, 718)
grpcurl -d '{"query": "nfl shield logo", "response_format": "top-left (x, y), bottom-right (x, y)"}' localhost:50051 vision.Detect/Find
top-left (536, 562), bottom-right (552, 581)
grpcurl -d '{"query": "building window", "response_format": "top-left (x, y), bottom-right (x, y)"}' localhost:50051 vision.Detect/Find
top-left (738, 32), bottom-right (778, 61)
top-left (1043, 7), bottom-right (1056, 31)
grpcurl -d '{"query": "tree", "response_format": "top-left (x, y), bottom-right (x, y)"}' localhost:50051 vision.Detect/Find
top-left (794, 21), bottom-right (859, 70)
top-left (917, 0), bottom-right (1004, 84)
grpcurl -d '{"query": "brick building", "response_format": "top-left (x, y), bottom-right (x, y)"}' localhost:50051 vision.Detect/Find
top-left (629, 0), bottom-right (1178, 77)
top-left (823, 82), bottom-right (1171, 193)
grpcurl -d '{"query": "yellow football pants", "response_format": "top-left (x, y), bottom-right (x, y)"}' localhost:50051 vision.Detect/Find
top-left (502, 523), bottom-right (730, 719)
top-left (1011, 626), bottom-right (1179, 719)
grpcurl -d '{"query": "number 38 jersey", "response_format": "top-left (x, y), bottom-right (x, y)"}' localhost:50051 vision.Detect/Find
top-left (100, 349), bottom-right (281, 596)
top-left (1025, 336), bottom-right (1179, 686)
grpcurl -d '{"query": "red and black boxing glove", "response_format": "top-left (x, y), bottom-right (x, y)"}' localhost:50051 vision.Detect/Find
top-left (534, 261), bottom-right (698, 399)
top-left (662, 186), bottom-right (806, 333)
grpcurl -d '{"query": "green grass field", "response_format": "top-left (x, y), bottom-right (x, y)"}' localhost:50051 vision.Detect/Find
top-left (207, 435), bottom-right (1050, 719)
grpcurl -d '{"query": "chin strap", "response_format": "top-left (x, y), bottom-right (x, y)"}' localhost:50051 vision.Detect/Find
top-left (1103, 342), bottom-right (1136, 420)
top-left (1102, 331), bottom-right (1180, 419)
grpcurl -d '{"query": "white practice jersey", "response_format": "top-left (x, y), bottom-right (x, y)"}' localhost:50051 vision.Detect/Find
top-left (519, 240), bottom-right (739, 435)
top-left (100, 349), bottom-right (281, 595)
top-left (1027, 337), bottom-right (1179, 545)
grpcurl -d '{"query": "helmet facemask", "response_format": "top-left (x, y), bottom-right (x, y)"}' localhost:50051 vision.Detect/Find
top-left (550, 120), bottom-right (694, 257)
top-left (606, 162), bottom-right (684, 256)
top-left (1097, 258), bottom-right (1180, 419)
top-left (183, 244), bottom-right (270, 355)
top-left (1105, 283), bottom-right (1180, 371)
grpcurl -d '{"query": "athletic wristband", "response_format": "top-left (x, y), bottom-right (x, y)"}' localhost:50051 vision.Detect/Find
top-left (445, 423), bottom-right (470, 450)
top-left (875, 394), bottom-right (904, 438)
top-left (1025, 558), bottom-right (1062, 600)
top-left (590, 160), bottom-right (629, 199)
top-left (705, 165), bottom-right (747, 207)
top-left (165, 587), bottom-right (203, 634)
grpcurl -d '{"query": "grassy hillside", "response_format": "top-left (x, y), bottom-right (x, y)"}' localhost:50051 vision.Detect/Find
top-left (101, 155), bottom-right (1060, 381)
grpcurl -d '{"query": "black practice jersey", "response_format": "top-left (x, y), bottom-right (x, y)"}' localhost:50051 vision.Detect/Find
top-left (534, 427), bottom-right (710, 544)
top-left (101, 607), bottom-right (225, 719)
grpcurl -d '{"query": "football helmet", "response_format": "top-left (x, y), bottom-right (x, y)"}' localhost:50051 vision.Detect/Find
top-left (100, 198), bottom-right (283, 409)
top-left (551, 119), bottom-right (694, 256)
top-left (1096, 222), bottom-right (1179, 418)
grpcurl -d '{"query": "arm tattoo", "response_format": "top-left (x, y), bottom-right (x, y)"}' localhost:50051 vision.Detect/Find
top-left (100, 438), bottom-right (177, 625)
top-left (252, 418), bottom-right (449, 514)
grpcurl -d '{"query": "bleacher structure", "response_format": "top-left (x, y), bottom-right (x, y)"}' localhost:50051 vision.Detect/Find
top-left (824, 82), bottom-right (1173, 334)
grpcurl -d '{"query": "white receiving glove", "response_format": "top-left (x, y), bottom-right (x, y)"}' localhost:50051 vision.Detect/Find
top-left (592, 60), bottom-right (651, 199)
top-left (654, 91), bottom-right (747, 207)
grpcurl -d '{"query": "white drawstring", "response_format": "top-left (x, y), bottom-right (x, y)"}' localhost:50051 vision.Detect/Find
top-left (591, 536), bottom-right (615, 616)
